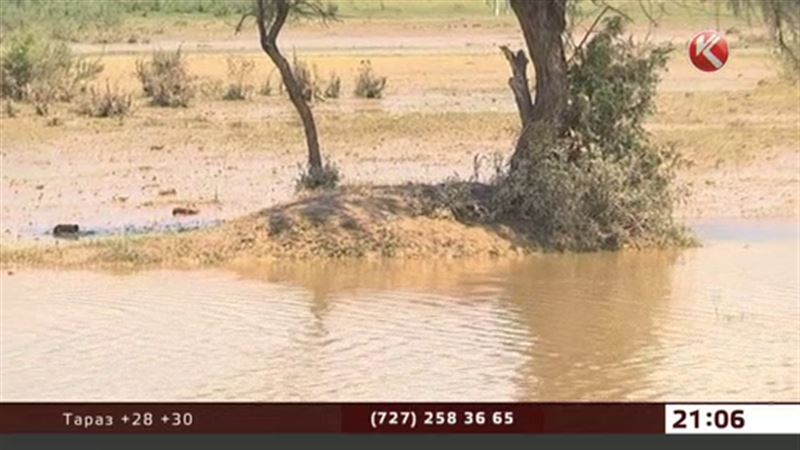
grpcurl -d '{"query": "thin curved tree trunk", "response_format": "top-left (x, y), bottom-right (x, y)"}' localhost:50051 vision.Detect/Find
top-left (256, 0), bottom-right (323, 171)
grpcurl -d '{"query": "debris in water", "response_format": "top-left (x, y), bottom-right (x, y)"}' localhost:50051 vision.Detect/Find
top-left (172, 207), bottom-right (199, 216)
top-left (53, 224), bottom-right (80, 237)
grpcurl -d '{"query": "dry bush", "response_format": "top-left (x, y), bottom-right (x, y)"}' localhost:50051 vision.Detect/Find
top-left (135, 49), bottom-right (194, 107)
top-left (78, 82), bottom-right (132, 118)
top-left (354, 60), bottom-right (386, 99)
top-left (291, 54), bottom-right (320, 102)
top-left (324, 72), bottom-right (341, 99)
top-left (1, 33), bottom-right (102, 103)
top-left (28, 80), bottom-right (57, 116)
top-left (222, 56), bottom-right (255, 101)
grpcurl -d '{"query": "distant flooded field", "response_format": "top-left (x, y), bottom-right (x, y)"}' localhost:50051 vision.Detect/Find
top-left (2, 219), bottom-right (797, 401)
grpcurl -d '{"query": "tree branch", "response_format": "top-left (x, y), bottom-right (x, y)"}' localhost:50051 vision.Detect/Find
top-left (234, 12), bottom-right (253, 35)
top-left (500, 45), bottom-right (534, 126)
top-left (570, 5), bottom-right (611, 61)
top-left (268, 0), bottom-right (290, 44)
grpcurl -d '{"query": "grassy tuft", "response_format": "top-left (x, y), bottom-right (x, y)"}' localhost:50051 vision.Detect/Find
top-left (222, 55), bottom-right (255, 101)
top-left (78, 83), bottom-right (132, 118)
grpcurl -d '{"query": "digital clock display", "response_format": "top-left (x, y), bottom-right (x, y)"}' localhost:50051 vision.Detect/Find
top-left (666, 404), bottom-right (800, 434)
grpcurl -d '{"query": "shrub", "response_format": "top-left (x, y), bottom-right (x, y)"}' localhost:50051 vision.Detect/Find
top-left (29, 80), bottom-right (57, 115)
top-left (324, 72), bottom-right (341, 99)
top-left (296, 161), bottom-right (341, 191)
top-left (354, 60), bottom-right (386, 99)
top-left (0, 33), bottom-right (102, 102)
top-left (491, 17), bottom-right (691, 251)
top-left (78, 82), bottom-right (132, 118)
top-left (135, 49), bottom-right (194, 107)
top-left (222, 55), bottom-right (255, 101)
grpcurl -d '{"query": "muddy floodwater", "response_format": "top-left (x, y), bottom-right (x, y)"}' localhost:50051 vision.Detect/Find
top-left (1, 219), bottom-right (798, 401)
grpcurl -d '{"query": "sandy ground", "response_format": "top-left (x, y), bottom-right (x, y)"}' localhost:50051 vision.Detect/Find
top-left (1, 23), bottom-right (798, 248)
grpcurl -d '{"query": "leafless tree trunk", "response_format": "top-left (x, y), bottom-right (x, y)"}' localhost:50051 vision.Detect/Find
top-left (506, 0), bottom-right (569, 168)
top-left (255, 0), bottom-right (322, 171)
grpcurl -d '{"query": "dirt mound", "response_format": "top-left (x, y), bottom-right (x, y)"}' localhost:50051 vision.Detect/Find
top-left (199, 184), bottom-right (522, 261)
top-left (1, 184), bottom-right (526, 268)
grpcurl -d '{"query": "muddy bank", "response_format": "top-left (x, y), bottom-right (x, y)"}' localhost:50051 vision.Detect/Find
top-left (0, 185), bottom-right (528, 268)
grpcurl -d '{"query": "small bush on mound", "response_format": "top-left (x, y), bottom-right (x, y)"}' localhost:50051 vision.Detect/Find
top-left (78, 83), bottom-right (132, 118)
top-left (491, 17), bottom-right (691, 251)
top-left (222, 56), bottom-right (255, 101)
top-left (0, 33), bottom-right (102, 102)
top-left (354, 60), bottom-right (386, 99)
top-left (296, 161), bottom-right (341, 191)
top-left (135, 49), bottom-right (194, 107)
top-left (324, 73), bottom-right (341, 99)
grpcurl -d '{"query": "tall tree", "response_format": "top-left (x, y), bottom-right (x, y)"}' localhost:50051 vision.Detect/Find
top-left (505, 0), bottom-right (569, 167)
top-left (248, 0), bottom-right (335, 174)
top-left (727, 0), bottom-right (799, 72)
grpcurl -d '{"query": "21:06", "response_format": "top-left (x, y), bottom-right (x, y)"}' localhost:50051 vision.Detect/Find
top-left (672, 409), bottom-right (746, 429)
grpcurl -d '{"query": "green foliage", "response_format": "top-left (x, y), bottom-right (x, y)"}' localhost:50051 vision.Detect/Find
top-left (354, 60), bottom-right (386, 99)
top-left (296, 161), bottom-right (341, 191)
top-left (0, 1), bottom-right (124, 43)
top-left (222, 56), bottom-right (255, 101)
top-left (0, 1), bottom-right (252, 41)
top-left (567, 16), bottom-right (670, 159)
top-left (0, 33), bottom-right (102, 103)
top-left (492, 16), bottom-right (691, 251)
top-left (135, 49), bottom-right (195, 107)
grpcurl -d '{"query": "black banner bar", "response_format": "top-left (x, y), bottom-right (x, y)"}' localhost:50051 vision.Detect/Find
top-left (0, 403), bottom-right (664, 434)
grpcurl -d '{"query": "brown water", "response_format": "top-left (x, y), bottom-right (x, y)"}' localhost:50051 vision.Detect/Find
top-left (1, 220), bottom-right (798, 401)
